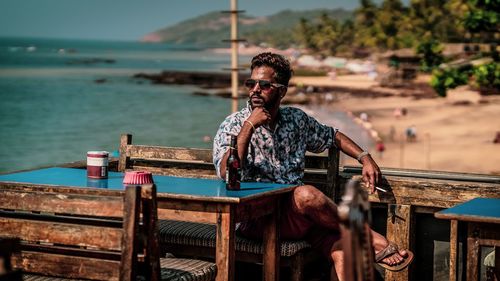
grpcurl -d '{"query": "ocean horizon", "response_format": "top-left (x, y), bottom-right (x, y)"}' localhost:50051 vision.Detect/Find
top-left (0, 37), bottom-right (370, 173)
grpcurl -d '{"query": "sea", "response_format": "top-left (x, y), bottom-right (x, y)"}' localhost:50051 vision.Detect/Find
top-left (0, 37), bottom-right (371, 173)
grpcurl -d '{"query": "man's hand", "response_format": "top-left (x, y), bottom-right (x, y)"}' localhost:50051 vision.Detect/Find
top-left (247, 107), bottom-right (271, 128)
top-left (360, 155), bottom-right (382, 193)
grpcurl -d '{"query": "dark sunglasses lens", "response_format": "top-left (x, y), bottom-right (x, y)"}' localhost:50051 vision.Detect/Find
top-left (244, 79), bottom-right (256, 89)
top-left (258, 80), bottom-right (271, 89)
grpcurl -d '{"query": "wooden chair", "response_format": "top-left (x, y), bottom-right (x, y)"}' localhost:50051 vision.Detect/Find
top-left (0, 183), bottom-right (216, 281)
top-left (118, 133), bottom-right (340, 281)
top-left (338, 177), bottom-right (376, 281)
top-left (0, 238), bottom-right (22, 281)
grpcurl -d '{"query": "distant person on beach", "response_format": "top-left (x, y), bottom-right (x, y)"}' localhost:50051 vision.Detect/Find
top-left (376, 140), bottom-right (386, 159)
top-left (213, 52), bottom-right (413, 280)
top-left (393, 107), bottom-right (408, 118)
top-left (406, 125), bottom-right (417, 142)
top-left (393, 107), bottom-right (402, 118)
top-left (389, 125), bottom-right (396, 142)
top-left (360, 112), bottom-right (369, 122)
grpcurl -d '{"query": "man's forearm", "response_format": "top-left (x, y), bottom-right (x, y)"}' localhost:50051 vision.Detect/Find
top-left (334, 131), bottom-right (365, 160)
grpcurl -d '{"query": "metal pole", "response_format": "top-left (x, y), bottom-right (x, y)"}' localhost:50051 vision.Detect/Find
top-left (230, 0), bottom-right (239, 113)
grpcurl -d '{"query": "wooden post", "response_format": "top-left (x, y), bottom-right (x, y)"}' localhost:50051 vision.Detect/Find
top-left (216, 205), bottom-right (235, 281)
top-left (327, 147), bottom-right (340, 202)
top-left (121, 185), bottom-right (141, 281)
top-left (262, 199), bottom-right (281, 281)
top-left (230, 0), bottom-right (239, 113)
top-left (399, 133), bottom-right (405, 169)
top-left (449, 220), bottom-right (458, 281)
top-left (385, 204), bottom-right (414, 281)
top-left (467, 223), bottom-right (480, 281)
top-left (118, 134), bottom-right (132, 172)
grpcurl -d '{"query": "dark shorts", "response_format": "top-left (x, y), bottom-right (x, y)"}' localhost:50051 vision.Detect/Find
top-left (237, 193), bottom-right (340, 260)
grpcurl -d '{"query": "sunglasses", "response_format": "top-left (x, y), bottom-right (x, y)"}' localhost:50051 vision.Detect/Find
top-left (244, 79), bottom-right (285, 90)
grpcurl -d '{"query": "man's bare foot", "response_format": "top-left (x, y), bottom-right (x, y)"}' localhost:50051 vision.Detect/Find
top-left (375, 242), bottom-right (414, 271)
top-left (371, 231), bottom-right (414, 271)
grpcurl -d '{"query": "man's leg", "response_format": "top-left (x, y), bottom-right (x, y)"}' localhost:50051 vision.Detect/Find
top-left (292, 185), bottom-right (409, 269)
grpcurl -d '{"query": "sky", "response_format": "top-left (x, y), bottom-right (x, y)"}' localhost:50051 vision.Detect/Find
top-left (0, 0), bottom-right (370, 41)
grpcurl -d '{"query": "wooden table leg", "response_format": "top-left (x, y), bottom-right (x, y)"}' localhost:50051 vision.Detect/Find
top-left (449, 220), bottom-right (458, 281)
top-left (467, 223), bottom-right (479, 281)
top-left (216, 206), bottom-right (235, 281)
top-left (262, 200), bottom-right (280, 281)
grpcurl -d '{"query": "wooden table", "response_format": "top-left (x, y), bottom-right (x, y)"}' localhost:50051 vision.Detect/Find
top-left (0, 167), bottom-right (296, 281)
top-left (435, 197), bottom-right (500, 281)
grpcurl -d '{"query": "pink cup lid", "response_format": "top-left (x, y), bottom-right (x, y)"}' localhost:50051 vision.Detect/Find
top-left (123, 171), bottom-right (154, 185)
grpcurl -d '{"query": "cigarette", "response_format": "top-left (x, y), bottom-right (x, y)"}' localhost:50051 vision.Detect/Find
top-left (375, 186), bottom-right (388, 192)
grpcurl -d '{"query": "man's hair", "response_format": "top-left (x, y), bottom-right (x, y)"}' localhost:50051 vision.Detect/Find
top-left (250, 52), bottom-right (292, 86)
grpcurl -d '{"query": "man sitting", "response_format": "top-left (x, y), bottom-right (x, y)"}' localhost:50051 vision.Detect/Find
top-left (213, 52), bottom-right (413, 280)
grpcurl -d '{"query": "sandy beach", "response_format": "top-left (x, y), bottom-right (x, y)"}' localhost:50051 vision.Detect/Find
top-left (291, 74), bottom-right (500, 175)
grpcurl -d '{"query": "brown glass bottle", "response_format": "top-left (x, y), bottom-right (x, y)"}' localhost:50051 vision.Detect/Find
top-left (226, 135), bottom-right (241, 190)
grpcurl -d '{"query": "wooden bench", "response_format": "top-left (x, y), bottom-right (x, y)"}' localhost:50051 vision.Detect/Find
top-left (0, 183), bottom-right (216, 281)
top-left (118, 133), bottom-right (340, 281)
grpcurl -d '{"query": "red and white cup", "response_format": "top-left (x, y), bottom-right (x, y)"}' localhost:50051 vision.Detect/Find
top-left (87, 151), bottom-right (109, 179)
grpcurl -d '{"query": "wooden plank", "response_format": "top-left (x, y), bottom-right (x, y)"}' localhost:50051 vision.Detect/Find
top-left (449, 220), bottom-right (458, 281)
top-left (119, 133), bottom-right (132, 172)
top-left (0, 218), bottom-right (122, 250)
top-left (467, 223), bottom-right (480, 281)
top-left (133, 160), bottom-right (215, 169)
top-left (341, 166), bottom-right (500, 184)
top-left (0, 190), bottom-right (123, 217)
top-left (12, 251), bottom-right (120, 280)
top-left (236, 196), bottom-right (276, 221)
top-left (0, 182), bottom-right (124, 197)
top-left (304, 154), bottom-right (329, 169)
top-left (120, 185), bottom-right (140, 281)
top-left (495, 247), bottom-right (500, 281)
top-left (215, 206), bottom-right (235, 281)
top-left (262, 199), bottom-right (280, 281)
top-left (327, 147), bottom-right (340, 201)
top-left (127, 145), bottom-right (213, 163)
top-left (141, 184), bottom-right (161, 281)
top-left (385, 204), bottom-right (414, 281)
top-left (363, 177), bottom-right (500, 208)
top-left (157, 209), bottom-right (217, 224)
top-left (131, 165), bottom-right (217, 179)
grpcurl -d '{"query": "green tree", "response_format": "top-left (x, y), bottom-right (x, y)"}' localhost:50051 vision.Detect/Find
top-left (353, 0), bottom-right (380, 49)
top-left (408, 0), bottom-right (465, 43)
top-left (295, 18), bottom-right (318, 51)
top-left (462, 0), bottom-right (499, 46)
top-left (416, 38), bottom-right (444, 72)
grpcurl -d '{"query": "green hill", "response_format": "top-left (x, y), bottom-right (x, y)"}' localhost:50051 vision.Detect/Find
top-left (143, 9), bottom-right (353, 48)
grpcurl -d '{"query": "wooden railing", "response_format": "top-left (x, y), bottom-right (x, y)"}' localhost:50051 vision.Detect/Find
top-left (340, 165), bottom-right (500, 281)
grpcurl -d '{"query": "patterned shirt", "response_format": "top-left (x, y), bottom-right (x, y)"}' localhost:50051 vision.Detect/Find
top-left (213, 103), bottom-right (338, 184)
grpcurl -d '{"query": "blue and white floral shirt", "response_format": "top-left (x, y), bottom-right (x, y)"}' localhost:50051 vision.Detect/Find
top-left (213, 104), bottom-right (338, 184)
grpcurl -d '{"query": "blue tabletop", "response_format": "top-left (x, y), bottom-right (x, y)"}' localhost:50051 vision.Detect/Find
top-left (0, 167), bottom-right (294, 201)
top-left (436, 198), bottom-right (500, 222)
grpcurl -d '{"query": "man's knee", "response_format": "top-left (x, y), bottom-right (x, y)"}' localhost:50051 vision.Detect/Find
top-left (293, 185), bottom-right (326, 211)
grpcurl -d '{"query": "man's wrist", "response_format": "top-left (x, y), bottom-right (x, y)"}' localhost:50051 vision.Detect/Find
top-left (356, 151), bottom-right (370, 163)
top-left (244, 120), bottom-right (256, 132)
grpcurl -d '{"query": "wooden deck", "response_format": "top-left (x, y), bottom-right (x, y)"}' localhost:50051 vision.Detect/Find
top-left (2, 156), bottom-right (499, 281)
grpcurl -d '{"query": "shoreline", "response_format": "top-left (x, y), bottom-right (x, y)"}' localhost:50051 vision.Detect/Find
top-left (292, 74), bottom-right (500, 175)
top-left (131, 68), bottom-right (500, 175)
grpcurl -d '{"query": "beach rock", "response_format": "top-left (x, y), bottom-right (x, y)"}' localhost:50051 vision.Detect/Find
top-left (133, 71), bottom-right (247, 89)
top-left (66, 58), bottom-right (115, 65)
